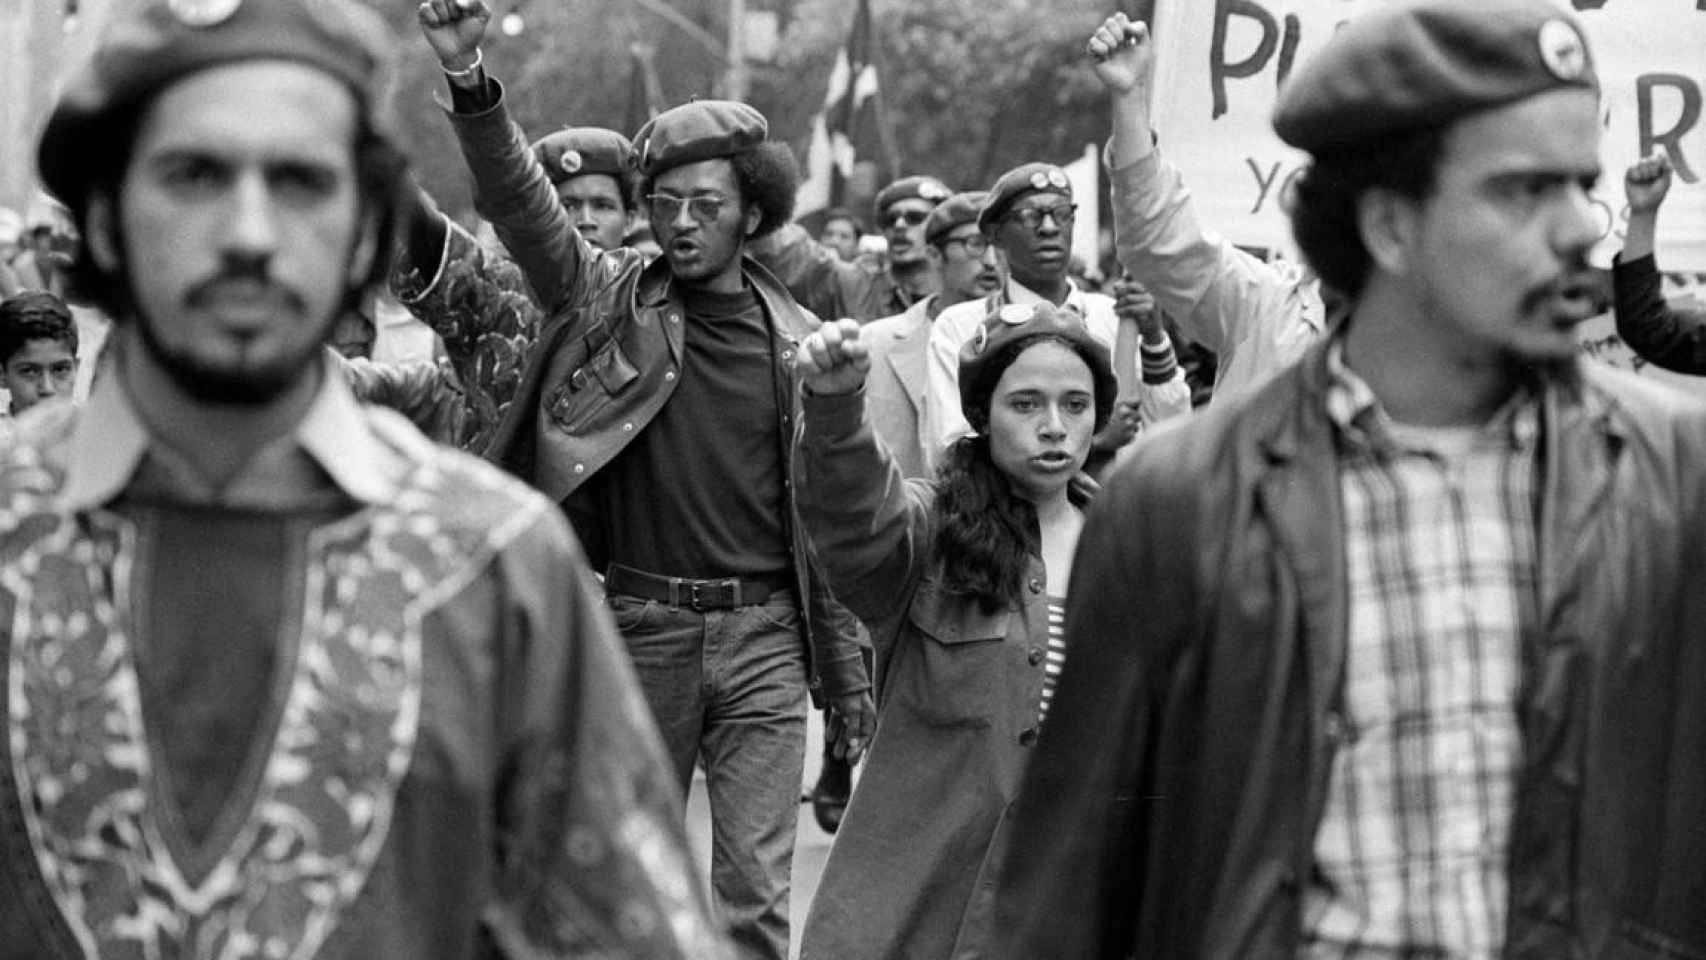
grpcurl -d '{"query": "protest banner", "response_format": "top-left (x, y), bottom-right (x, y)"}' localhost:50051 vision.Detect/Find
top-left (1148, 0), bottom-right (1706, 270)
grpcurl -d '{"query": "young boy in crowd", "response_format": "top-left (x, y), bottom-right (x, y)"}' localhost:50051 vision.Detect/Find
top-left (0, 290), bottom-right (79, 416)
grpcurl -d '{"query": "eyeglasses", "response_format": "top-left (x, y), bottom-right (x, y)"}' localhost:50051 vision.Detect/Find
top-left (942, 235), bottom-right (991, 257)
top-left (884, 208), bottom-right (931, 228)
top-left (646, 193), bottom-right (728, 224)
top-left (1004, 203), bottom-right (1077, 231)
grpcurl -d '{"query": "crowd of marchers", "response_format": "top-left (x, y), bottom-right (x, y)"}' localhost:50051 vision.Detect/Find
top-left (2, 0), bottom-right (1706, 958)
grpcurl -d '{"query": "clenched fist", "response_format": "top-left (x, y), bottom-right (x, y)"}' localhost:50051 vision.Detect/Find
top-left (796, 319), bottom-right (871, 397)
top-left (1625, 151), bottom-right (1674, 217)
top-left (1087, 12), bottom-right (1153, 97)
top-left (418, 0), bottom-right (490, 72)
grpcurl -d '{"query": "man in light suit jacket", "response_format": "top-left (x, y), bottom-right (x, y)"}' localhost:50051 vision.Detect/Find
top-left (860, 192), bottom-right (1001, 480)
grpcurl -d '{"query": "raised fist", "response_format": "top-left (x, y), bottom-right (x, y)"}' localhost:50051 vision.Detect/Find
top-left (418, 0), bottom-right (490, 71)
top-left (1087, 13), bottom-right (1153, 97)
top-left (797, 319), bottom-right (871, 397)
top-left (1625, 151), bottom-right (1674, 217)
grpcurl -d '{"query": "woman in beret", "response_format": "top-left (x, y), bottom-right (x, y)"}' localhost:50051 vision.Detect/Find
top-left (790, 301), bottom-right (1116, 959)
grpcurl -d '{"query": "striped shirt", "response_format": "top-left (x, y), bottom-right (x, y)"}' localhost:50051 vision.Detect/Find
top-left (1299, 342), bottom-right (1539, 960)
top-left (1036, 596), bottom-right (1068, 724)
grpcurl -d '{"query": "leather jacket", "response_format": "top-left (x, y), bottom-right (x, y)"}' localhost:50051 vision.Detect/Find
top-left (438, 84), bottom-right (869, 704)
top-left (982, 342), bottom-right (1706, 959)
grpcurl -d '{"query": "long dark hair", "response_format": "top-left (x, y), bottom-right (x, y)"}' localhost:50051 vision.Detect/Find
top-left (933, 434), bottom-right (1037, 614)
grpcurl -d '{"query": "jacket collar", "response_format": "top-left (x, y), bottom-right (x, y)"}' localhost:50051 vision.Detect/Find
top-left (62, 351), bottom-right (404, 512)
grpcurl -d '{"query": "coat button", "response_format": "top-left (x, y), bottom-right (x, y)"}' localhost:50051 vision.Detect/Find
top-left (664, 370), bottom-right (676, 382)
top-left (1028, 648), bottom-right (1044, 665)
top-left (1028, 578), bottom-right (1043, 594)
top-left (666, 312), bottom-right (680, 324)
top-left (1018, 728), bottom-right (1038, 747)
top-left (622, 422), bottom-right (634, 432)
top-left (1324, 711), bottom-right (1347, 743)
top-left (573, 463), bottom-right (585, 474)
top-left (782, 349), bottom-right (795, 361)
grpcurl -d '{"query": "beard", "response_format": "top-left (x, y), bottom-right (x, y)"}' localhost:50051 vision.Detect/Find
top-left (129, 275), bottom-right (337, 407)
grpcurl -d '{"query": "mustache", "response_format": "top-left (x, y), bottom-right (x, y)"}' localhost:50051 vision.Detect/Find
top-left (1519, 262), bottom-right (1601, 315)
top-left (185, 261), bottom-right (304, 315)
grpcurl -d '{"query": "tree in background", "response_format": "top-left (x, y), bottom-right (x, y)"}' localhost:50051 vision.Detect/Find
top-left (362, 0), bottom-right (1144, 223)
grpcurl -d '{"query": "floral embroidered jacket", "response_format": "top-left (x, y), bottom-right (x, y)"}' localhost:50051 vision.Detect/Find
top-left (0, 367), bottom-right (728, 960)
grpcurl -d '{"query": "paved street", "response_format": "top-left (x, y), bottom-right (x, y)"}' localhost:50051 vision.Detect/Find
top-left (685, 708), bottom-right (841, 959)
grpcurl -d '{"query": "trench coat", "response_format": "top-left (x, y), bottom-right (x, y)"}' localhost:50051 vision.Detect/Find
top-left (795, 388), bottom-right (1064, 960)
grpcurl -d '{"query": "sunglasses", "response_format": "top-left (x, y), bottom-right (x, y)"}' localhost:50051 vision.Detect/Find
top-left (647, 193), bottom-right (728, 224)
top-left (884, 208), bottom-right (931, 228)
top-left (1004, 203), bottom-right (1077, 231)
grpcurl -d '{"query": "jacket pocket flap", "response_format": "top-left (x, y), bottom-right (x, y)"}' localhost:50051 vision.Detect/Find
top-left (906, 579), bottom-right (1010, 645)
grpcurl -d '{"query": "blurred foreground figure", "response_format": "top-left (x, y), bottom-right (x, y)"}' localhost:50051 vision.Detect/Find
top-left (982, 3), bottom-right (1706, 957)
top-left (0, 1), bottom-right (724, 957)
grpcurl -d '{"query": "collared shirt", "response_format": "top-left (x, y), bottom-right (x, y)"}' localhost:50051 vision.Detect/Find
top-left (1300, 341), bottom-right (1539, 960)
top-left (63, 353), bottom-right (403, 512)
top-left (923, 277), bottom-right (1193, 456)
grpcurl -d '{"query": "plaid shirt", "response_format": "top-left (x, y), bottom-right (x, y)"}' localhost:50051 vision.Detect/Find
top-left (1299, 343), bottom-right (1539, 959)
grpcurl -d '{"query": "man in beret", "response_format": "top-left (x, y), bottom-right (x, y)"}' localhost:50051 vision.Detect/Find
top-left (924, 160), bottom-right (1191, 464)
top-left (1092, 11), bottom-right (1326, 407)
top-left (0, 0), bottom-right (726, 957)
top-left (980, 1), bottom-right (1706, 956)
top-left (754, 174), bottom-right (955, 322)
top-left (417, 2), bottom-right (876, 957)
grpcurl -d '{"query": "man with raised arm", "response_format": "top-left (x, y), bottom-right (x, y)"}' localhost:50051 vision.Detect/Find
top-left (415, 2), bottom-right (875, 956)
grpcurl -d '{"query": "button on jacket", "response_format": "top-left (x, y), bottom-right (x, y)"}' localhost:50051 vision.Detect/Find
top-left (439, 86), bottom-right (867, 704)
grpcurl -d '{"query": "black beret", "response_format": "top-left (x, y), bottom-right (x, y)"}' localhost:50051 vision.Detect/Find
top-left (38, 0), bottom-right (394, 215)
top-left (1273, 0), bottom-right (1597, 153)
top-left (632, 100), bottom-right (768, 178)
top-left (977, 162), bottom-right (1073, 234)
top-left (958, 300), bottom-right (1118, 435)
top-left (872, 176), bottom-right (952, 219)
top-left (531, 127), bottom-right (636, 186)
top-left (925, 191), bottom-right (989, 245)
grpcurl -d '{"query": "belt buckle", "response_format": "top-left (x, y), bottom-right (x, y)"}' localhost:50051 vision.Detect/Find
top-left (688, 578), bottom-right (741, 611)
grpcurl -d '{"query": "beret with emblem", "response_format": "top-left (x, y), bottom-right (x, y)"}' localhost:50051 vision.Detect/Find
top-left (1272, 0), bottom-right (1597, 154)
top-left (38, 0), bottom-right (395, 216)
top-left (872, 176), bottom-right (952, 220)
top-left (925, 191), bottom-right (989, 246)
top-left (958, 300), bottom-right (1118, 434)
top-left (632, 100), bottom-right (768, 178)
top-left (977, 162), bottom-right (1074, 234)
top-left (531, 127), bottom-right (636, 187)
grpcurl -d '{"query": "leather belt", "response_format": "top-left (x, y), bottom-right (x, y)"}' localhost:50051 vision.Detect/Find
top-left (605, 563), bottom-right (792, 611)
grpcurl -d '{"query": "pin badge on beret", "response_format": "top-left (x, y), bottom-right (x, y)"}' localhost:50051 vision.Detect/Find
top-left (920, 181), bottom-right (951, 202)
top-left (560, 150), bottom-right (583, 175)
top-left (1029, 172), bottom-right (1050, 190)
top-left (1538, 20), bottom-right (1586, 82)
top-left (169, 0), bottom-right (242, 26)
top-left (1046, 169), bottom-right (1069, 189)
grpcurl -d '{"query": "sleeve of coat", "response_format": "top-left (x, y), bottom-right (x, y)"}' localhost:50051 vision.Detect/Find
top-left (480, 500), bottom-right (731, 960)
top-left (749, 222), bottom-right (885, 321)
top-left (796, 387), bottom-right (932, 633)
top-left (1107, 145), bottom-right (1315, 367)
top-left (392, 209), bottom-right (545, 453)
top-left (978, 437), bottom-right (1196, 960)
top-left (441, 78), bottom-right (606, 316)
top-left (1613, 252), bottom-right (1706, 376)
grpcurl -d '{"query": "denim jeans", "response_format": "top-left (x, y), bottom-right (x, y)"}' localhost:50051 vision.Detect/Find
top-left (608, 590), bottom-right (808, 960)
